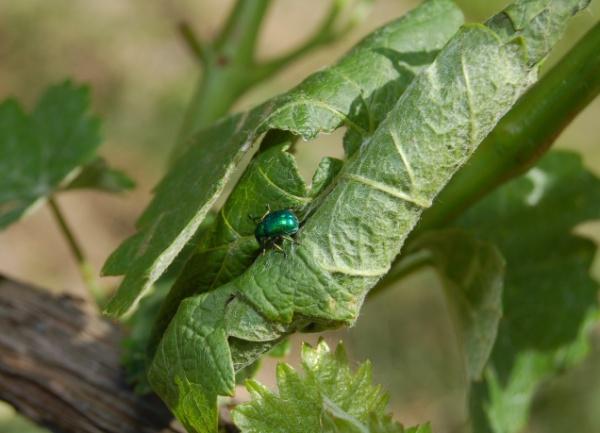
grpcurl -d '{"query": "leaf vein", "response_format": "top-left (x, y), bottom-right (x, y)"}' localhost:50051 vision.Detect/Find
top-left (342, 173), bottom-right (431, 208)
top-left (257, 167), bottom-right (311, 203)
top-left (460, 54), bottom-right (478, 144)
top-left (389, 130), bottom-right (417, 188)
top-left (220, 208), bottom-right (242, 239)
top-left (262, 98), bottom-right (369, 137)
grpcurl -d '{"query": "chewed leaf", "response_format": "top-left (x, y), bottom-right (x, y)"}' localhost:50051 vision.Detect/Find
top-left (148, 2), bottom-right (588, 432)
top-left (102, 0), bottom-right (465, 317)
top-left (0, 81), bottom-right (101, 229)
top-left (309, 157), bottom-right (344, 198)
top-left (232, 341), bottom-right (422, 433)
top-left (148, 136), bottom-right (311, 354)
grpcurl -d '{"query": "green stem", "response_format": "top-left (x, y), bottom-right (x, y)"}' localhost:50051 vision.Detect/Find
top-left (215, 0), bottom-right (272, 64)
top-left (169, 0), bottom-right (369, 165)
top-left (169, 0), bottom-right (272, 164)
top-left (250, 0), bottom-right (363, 82)
top-left (376, 22), bottom-right (600, 294)
top-left (49, 197), bottom-right (84, 263)
top-left (48, 197), bottom-right (103, 306)
top-left (415, 21), bottom-right (600, 233)
top-left (178, 22), bottom-right (206, 64)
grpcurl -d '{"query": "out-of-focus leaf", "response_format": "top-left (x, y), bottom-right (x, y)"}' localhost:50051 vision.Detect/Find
top-left (268, 338), bottom-right (291, 358)
top-left (484, 314), bottom-right (595, 432)
top-left (0, 81), bottom-right (100, 229)
top-left (147, 2), bottom-right (589, 432)
top-left (102, 0), bottom-right (465, 318)
top-left (407, 229), bottom-right (504, 381)
top-left (232, 340), bottom-right (424, 433)
top-left (457, 151), bottom-right (600, 432)
top-left (64, 157), bottom-right (135, 193)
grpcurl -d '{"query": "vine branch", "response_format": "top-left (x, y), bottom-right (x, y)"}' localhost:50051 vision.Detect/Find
top-left (0, 275), bottom-right (238, 433)
top-left (169, 0), bottom-right (371, 164)
top-left (375, 22), bottom-right (600, 294)
top-left (416, 21), bottom-right (600, 233)
top-left (178, 22), bottom-right (206, 65)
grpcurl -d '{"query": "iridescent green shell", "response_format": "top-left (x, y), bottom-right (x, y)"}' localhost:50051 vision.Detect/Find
top-left (255, 209), bottom-right (299, 248)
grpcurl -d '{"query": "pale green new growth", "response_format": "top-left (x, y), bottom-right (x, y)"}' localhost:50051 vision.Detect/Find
top-left (233, 341), bottom-right (422, 433)
top-left (146, 2), bottom-right (590, 432)
top-left (102, 0), bottom-right (464, 317)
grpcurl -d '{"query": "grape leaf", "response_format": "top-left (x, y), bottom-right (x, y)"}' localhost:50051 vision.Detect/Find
top-left (121, 282), bottom-right (170, 395)
top-left (121, 213), bottom-right (217, 394)
top-left (406, 229), bottom-right (504, 382)
top-left (475, 312), bottom-right (595, 433)
top-left (148, 2), bottom-right (589, 432)
top-left (147, 135), bottom-right (312, 354)
top-left (0, 81), bottom-right (102, 229)
top-left (102, 0), bottom-right (465, 317)
top-left (232, 340), bottom-right (426, 433)
top-left (64, 157), bottom-right (135, 193)
top-left (456, 150), bottom-right (600, 432)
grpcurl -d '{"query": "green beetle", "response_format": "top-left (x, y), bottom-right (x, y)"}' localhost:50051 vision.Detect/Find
top-left (254, 207), bottom-right (299, 254)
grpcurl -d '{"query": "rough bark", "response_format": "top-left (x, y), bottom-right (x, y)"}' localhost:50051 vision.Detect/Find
top-left (0, 274), bottom-right (186, 433)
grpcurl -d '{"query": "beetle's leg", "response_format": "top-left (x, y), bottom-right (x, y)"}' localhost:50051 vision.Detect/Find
top-left (284, 235), bottom-right (301, 249)
top-left (273, 242), bottom-right (287, 258)
top-left (251, 204), bottom-right (272, 223)
top-left (283, 235), bottom-right (299, 255)
top-left (257, 204), bottom-right (271, 219)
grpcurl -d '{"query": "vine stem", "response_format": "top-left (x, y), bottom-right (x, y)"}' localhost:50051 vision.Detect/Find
top-left (170, 0), bottom-right (272, 165)
top-left (48, 197), bottom-right (103, 307)
top-left (414, 21), bottom-right (600, 234)
top-left (169, 0), bottom-right (370, 165)
top-left (373, 21), bottom-right (600, 295)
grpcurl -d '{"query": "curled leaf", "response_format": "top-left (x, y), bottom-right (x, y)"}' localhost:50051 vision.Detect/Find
top-left (102, 0), bottom-right (465, 318)
top-left (148, 2), bottom-right (589, 432)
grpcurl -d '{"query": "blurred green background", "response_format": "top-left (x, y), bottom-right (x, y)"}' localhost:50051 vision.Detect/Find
top-left (0, 1), bottom-right (598, 432)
